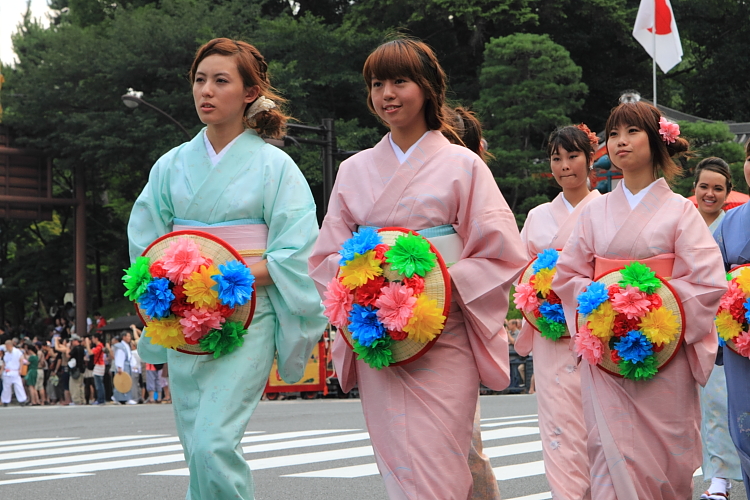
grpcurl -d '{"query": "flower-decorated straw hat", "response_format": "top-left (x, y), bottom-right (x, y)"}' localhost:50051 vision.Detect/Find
top-left (514, 249), bottom-right (569, 341)
top-left (323, 227), bottom-right (451, 369)
top-left (123, 230), bottom-right (256, 357)
top-left (575, 262), bottom-right (685, 380)
top-left (716, 264), bottom-right (750, 358)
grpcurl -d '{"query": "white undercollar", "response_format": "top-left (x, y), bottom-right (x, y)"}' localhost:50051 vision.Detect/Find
top-left (389, 131), bottom-right (430, 164)
top-left (204, 131), bottom-right (242, 166)
top-left (561, 195), bottom-right (575, 214)
top-left (622, 179), bottom-right (658, 209)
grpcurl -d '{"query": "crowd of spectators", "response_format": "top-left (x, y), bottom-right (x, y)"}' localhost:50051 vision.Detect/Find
top-left (0, 312), bottom-right (170, 407)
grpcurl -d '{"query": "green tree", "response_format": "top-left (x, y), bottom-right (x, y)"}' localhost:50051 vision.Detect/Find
top-left (475, 33), bottom-right (587, 226)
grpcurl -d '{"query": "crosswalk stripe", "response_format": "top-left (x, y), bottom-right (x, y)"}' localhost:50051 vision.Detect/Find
top-left (481, 418), bottom-right (538, 428)
top-left (484, 441), bottom-right (542, 458)
top-left (505, 493), bottom-right (552, 500)
top-left (10, 431), bottom-right (371, 475)
top-left (0, 438), bottom-right (75, 447)
top-left (481, 427), bottom-right (540, 441)
top-left (480, 414), bottom-right (538, 422)
top-left (0, 473), bottom-right (94, 486)
top-left (283, 463), bottom-right (379, 478)
top-left (493, 461), bottom-right (546, 480)
top-left (0, 435), bottom-right (164, 454)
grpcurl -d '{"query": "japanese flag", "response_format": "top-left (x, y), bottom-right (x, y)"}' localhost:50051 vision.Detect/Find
top-left (632, 0), bottom-right (683, 73)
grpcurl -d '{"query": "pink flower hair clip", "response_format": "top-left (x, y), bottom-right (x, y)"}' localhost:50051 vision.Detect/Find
top-left (658, 117), bottom-right (680, 144)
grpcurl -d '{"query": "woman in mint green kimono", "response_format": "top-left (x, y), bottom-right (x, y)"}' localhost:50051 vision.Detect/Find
top-left (129, 38), bottom-right (326, 500)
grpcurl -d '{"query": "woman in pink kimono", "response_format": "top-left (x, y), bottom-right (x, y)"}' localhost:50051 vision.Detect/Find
top-left (554, 100), bottom-right (726, 499)
top-left (515, 124), bottom-right (600, 500)
top-left (308, 38), bottom-right (526, 499)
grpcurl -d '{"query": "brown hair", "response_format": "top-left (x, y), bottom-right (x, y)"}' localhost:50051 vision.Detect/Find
top-left (546, 125), bottom-right (596, 160)
top-left (362, 38), bottom-right (463, 146)
top-left (694, 157), bottom-right (733, 193)
top-left (189, 38), bottom-right (289, 139)
top-left (605, 101), bottom-right (688, 183)
top-left (446, 106), bottom-right (491, 161)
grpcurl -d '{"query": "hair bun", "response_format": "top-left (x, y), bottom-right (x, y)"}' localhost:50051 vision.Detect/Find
top-left (666, 136), bottom-right (689, 157)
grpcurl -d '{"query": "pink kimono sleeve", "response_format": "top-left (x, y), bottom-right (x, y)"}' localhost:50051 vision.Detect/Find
top-left (513, 211), bottom-right (534, 356)
top-left (668, 202), bottom-right (726, 385)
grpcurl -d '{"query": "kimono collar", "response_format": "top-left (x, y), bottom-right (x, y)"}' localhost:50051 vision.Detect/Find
top-left (388, 131), bottom-right (431, 164)
top-left (621, 178), bottom-right (659, 209)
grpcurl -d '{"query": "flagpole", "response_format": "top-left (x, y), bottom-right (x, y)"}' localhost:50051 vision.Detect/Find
top-left (652, 0), bottom-right (657, 106)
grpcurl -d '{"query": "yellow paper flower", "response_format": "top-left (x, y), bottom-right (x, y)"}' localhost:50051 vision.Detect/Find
top-left (340, 250), bottom-right (383, 290)
top-left (533, 268), bottom-right (556, 298)
top-left (146, 316), bottom-right (186, 349)
top-left (736, 268), bottom-right (750, 296)
top-left (183, 264), bottom-right (220, 309)
top-left (715, 310), bottom-right (743, 341)
top-left (639, 306), bottom-right (680, 346)
top-left (588, 301), bottom-right (615, 340)
top-left (404, 295), bottom-right (446, 343)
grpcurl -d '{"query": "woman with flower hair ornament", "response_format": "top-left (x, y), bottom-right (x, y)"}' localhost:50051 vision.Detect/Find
top-left (692, 157), bottom-right (742, 500)
top-left (713, 139), bottom-right (750, 499)
top-left (554, 100), bottom-right (726, 499)
top-left (513, 124), bottom-right (601, 500)
top-left (128, 38), bottom-right (325, 500)
top-left (309, 38), bottom-right (526, 499)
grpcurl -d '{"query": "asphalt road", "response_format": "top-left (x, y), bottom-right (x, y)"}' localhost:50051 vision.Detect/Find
top-left (0, 395), bottom-right (744, 500)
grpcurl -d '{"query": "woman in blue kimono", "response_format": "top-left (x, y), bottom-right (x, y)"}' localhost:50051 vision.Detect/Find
top-left (129, 38), bottom-right (326, 500)
top-left (714, 140), bottom-right (750, 498)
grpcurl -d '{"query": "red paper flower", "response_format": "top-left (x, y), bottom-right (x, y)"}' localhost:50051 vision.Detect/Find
top-left (653, 342), bottom-right (664, 353)
top-left (217, 304), bottom-right (235, 318)
top-left (612, 314), bottom-right (640, 337)
top-left (355, 276), bottom-right (386, 307)
top-left (546, 290), bottom-right (562, 305)
top-left (648, 293), bottom-right (662, 310)
top-left (149, 260), bottom-right (168, 279)
top-left (532, 308), bottom-right (542, 318)
top-left (402, 275), bottom-right (425, 295)
top-left (170, 285), bottom-right (190, 316)
top-left (608, 284), bottom-right (622, 301)
top-left (610, 349), bottom-right (622, 363)
top-left (730, 298), bottom-right (746, 323)
top-left (388, 329), bottom-right (408, 341)
top-left (373, 244), bottom-right (389, 262)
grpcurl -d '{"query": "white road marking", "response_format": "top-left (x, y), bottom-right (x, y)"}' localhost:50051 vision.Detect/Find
top-left (0, 473), bottom-right (93, 486)
top-left (480, 414), bottom-right (538, 422)
top-left (505, 493), bottom-right (552, 500)
top-left (481, 418), bottom-right (539, 428)
top-left (481, 427), bottom-right (540, 441)
top-left (283, 463), bottom-right (379, 478)
top-left (0, 438), bottom-right (76, 447)
top-left (0, 435), bottom-right (163, 454)
top-left (484, 441), bottom-right (542, 458)
top-left (492, 460), bottom-right (546, 480)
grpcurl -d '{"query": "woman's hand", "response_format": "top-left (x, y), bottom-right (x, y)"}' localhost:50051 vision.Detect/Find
top-left (249, 259), bottom-right (274, 287)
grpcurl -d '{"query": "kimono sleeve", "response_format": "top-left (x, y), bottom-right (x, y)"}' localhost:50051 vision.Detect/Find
top-left (261, 150), bottom-right (327, 384)
top-left (553, 205), bottom-right (597, 338)
top-left (128, 155), bottom-right (175, 365)
top-left (449, 156), bottom-right (527, 341)
top-left (513, 207), bottom-right (536, 356)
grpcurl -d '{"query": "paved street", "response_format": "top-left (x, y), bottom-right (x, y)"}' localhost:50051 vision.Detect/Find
top-left (0, 395), bottom-right (744, 500)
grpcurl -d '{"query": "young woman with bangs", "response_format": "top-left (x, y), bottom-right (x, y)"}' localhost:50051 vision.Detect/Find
top-left (130, 38), bottom-right (325, 499)
top-left (554, 101), bottom-right (726, 499)
top-left (309, 38), bottom-right (526, 499)
top-left (513, 124), bottom-right (601, 499)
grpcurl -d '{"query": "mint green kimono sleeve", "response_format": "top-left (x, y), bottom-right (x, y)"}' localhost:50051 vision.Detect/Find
top-left (128, 146), bottom-right (182, 365)
top-left (262, 153), bottom-right (327, 383)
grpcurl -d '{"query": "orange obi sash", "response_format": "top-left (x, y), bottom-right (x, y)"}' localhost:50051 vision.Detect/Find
top-left (594, 253), bottom-right (675, 280)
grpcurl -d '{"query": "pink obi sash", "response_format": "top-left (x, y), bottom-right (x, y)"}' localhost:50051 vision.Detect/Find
top-left (172, 222), bottom-right (268, 264)
top-left (594, 253), bottom-right (675, 279)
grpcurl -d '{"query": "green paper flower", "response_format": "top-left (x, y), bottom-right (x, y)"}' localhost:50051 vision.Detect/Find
top-left (123, 256), bottom-right (152, 301)
top-left (199, 321), bottom-right (248, 359)
top-left (537, 317), bottom-right (567, 341)
top-left (618, 353), bottom-right (658, 381)
top-left (385, 234), bottom-right (437, 278)
top-left (619, 262), bottom-right (661, 294)
top-left (352, 336), bottom-right (395, 369)
top-left (726, 272), bottom-right (732, 282)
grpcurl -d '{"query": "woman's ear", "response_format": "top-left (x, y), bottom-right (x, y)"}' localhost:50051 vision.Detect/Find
top-left (245, 85), bottom-right (261, 104)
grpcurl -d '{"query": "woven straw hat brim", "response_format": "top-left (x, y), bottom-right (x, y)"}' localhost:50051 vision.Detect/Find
top-left (576, 268), bottom-right (685, 377)
top-left (113, 372), bottom-right (133, 393)
top-left (339, 227), bottom-right (451, 366)
top-left (136, 230), bottom-right (257, 355)
top-left (724, 264), bottom-right (750, 356)
top-left (517, 250), bottom-right (570, 339)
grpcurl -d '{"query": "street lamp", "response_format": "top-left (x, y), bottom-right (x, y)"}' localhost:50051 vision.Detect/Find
top-left (121, 88), bottom-right (191, 140)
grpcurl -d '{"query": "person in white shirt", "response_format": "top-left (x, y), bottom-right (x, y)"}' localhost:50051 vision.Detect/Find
top-left (2, 340), bottom-right (28, 406)
top-left (112, 332), bottom-right (137, 405)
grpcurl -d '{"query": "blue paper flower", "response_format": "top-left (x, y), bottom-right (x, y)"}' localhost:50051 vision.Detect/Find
top-left (744, 299), bottom-right (750, 324)
top-left (339, 227), bottom-right (382, 265)
top-left (532, 249), bottom-right (559, 274)
top-left (539, 302), bottom-right (565, 323)
top-left (138, 278), bottom-right (174, 319)
top-left (577, 282), bottom-right (610, 316)
top-left (348, 304), bottom-right (386, 347)
top-left (212, 260), bottom-right (255, 308)
top-left (614, 330), bottom-right (653, 364)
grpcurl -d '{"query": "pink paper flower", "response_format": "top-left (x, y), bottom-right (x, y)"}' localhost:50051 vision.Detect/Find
top-left (375, 282), bottom-right (417, 331)
top-left (162, 238), bottom-right (207, 285)
top-left (179, 307), bottom-right (225, 342)
top-left (513, 283), bottom-right (539, 312)
top-left (575, 324), bottom-right (603, 365)
top-left (734, 331), bottom-right (750, 358)
top-left (658, 117), bottom-right (680, 144)
top-left (720, 280), bottom-right (745, 311)
top-left (611, 285), bottom-right (651, 319)
top-left (322, 278), bottom-right (354, 328)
